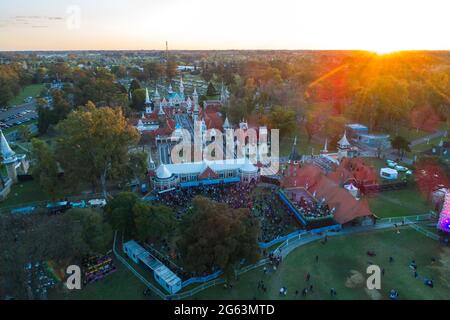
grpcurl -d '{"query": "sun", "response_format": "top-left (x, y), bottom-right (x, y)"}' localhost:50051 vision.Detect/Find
top-left (373, 48), bottom-right (398, 55)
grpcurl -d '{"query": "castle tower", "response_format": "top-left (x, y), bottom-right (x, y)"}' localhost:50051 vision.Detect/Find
top-left (220, 82), bottom-right (229, 104)
top-left (192, 86), bottom-right (198, 108)
top-left (288, 136), bottom-right (302, 163)
top-left (193, 100), bottom-right (199, 122)
top-left (223, 117), bottom-right (232, 130)
top-left (158, 102), bottom-right (165, 119)
top-left (153, 86), bottom-right (161, 107)
top-left (145, 88), bottom-right (152, 114)
top-left (179, 76), bottom-right (184, 100)
top-left (1, 130), bottom-right (28, 183)
top-left (321, 138), bottom-right (329, 154)
top-left (337, 131), bottom-right (351, 160)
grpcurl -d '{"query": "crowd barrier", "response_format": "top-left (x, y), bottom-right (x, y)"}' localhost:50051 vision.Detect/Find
top-left (258, 224), bottom-right (342, 249)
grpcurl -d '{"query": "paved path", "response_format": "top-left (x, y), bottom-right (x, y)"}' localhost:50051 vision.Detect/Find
top-left (410, 130), bottom-right (447, 147)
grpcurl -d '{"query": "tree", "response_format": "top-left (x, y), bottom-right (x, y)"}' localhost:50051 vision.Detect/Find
top-left (0, 213), bottom-right (87, 299)
top-left (130, 88), bottom-right (146, 110)
top-left (144, 62), bottom-right (164, 81)
top-left (55, 103), bottom-right (140, 196)
top-left (18, 125), bottom-right (31, 141)
top-left (129, 79), bottom-right (141, 94)
top-left (206, 82), bottom-right (217, 97)
top-left (126, 151), bottom-right (148, 182)
top-left (390, 135), bottom-right (411, 158)
top-left (111, 65), bottom-right (127, 78)
top-left (66, 208), bottom-right (112, 254)
top-left (104, 192), bottom-right (140, 234)
top-left (268, 106), bottom-right (296, 139)
top-left (166, 60), bottom-right (177, 81)
top-left (177, 196), bottom-right (260, 276)
top-left (31, 138), bottom-right (60, 200)
top-left (133, 202), bottom-right (175, 242)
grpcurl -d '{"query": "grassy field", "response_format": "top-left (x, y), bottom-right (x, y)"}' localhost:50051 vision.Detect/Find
top-left (368, 187), bottom-right (432, 218)
top-left (194, 228), bottom-right (450, 300)
top-left (8, 84), bottom-right (45, 107)
top-left (0, 180), bottom-right (57, 208)
top-left (279, 125), bottom-right (322, 157)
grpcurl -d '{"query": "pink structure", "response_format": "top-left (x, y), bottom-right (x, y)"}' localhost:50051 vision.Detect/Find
top-left (438, 191), bottom-right (450, 233)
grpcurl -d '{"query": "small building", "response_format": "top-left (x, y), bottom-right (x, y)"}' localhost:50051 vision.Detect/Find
top-left (357, 133), bottom-right (391, 149)
top-left (123, 240), bottom-right (182, 294)
top-left (346, 123), bottom-right (369, 135)
top-left (151, 158), bottom-right (259, 191)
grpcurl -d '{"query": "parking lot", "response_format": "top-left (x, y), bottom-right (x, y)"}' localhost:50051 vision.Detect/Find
top-left (0, 101), bottom-right (37, 130)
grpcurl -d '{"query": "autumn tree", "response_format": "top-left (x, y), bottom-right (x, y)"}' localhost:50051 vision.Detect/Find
top-left (178, 196), bottom-right (260, 276)
top-left (31, 138), bottom-right (60, 200)
top-left (269, 106), bottom-right (296, 139)
top-left (104, 192), bottom-right (140, 234)
top-left (133, 202), bottom-right (175, 242)
top-left (391, 135), bottom-right (411, 159)
top-left (55, 102), bottom-right (140, 196)
top-left (66, 208), bottom-right (112, 254)
top-left (0, 213), bottom-right (87, 299)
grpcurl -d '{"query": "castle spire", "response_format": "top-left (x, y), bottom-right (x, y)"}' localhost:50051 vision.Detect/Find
top-left (322, 138), bottom-right (328, 153)
top-left (0, 129), bottom-right (15, 162)
top-left (145, 88), bottom-right (150, 104)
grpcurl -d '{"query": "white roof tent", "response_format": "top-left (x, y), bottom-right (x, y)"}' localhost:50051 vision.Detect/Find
top-left (123, 240), bottom-right (182, 294)
top-left (155, 158), bottom-right (258, 180)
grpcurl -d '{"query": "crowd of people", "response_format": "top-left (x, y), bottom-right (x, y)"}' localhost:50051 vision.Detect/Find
top-left (252, 191), bottom-right (298, 243)
top-left (294, 196), bottom-right (334, 220)
top-left (158, 183), bottom-right (257, 220)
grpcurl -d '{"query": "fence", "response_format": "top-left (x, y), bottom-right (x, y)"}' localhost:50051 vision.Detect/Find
top-left (377, 212), bottom-right (436, 225)
top-left (258, 224), bottom-right (342, 249)
top-left (408, 223), bottom-right (440, 240)
top-left (181, 270), bottom-right (223, 288)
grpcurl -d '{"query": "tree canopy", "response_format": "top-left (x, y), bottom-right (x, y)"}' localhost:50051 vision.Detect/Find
top-left (55, 102), bottom-right (140, 196)
top-left (177, 196), bottom-right (260, 276)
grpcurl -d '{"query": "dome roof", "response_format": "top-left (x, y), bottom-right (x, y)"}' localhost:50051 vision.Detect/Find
top-left (338, 131), bottom-right (351, 147)
top-left (155, 164), bottom-right (173, 179)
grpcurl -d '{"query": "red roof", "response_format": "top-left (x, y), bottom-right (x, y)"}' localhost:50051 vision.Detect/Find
top-left (282, 164), bottom-right (373, 224)
top-left (198, 166), bottom-right (219, 180)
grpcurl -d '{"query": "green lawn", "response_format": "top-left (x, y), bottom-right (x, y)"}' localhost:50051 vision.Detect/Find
top-left (368, 187), bottom-right (432, 218)
top-left (393, 126), bottom-right (429, 142)
top-left (8, 84), bottom-right (45, 107)
top-left (411, 136), bottom-right (448, 154)
top-left (279, 125), bottom-right (322, 157)
top-left (194, 228), bottom-right (450, 300)
top-left (0, 180), bottom-right (57, 208)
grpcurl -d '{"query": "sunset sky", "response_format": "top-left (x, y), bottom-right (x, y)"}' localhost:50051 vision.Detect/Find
top-left (1, 0), bottom-right (449, 51)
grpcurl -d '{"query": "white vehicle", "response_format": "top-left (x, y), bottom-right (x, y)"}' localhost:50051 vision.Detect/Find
top-left (395, 165), bottom-right (408, 172)
top-left (387, 161), bottom-right (397, 168)
top-left (88, 198), bottom-right (107, 208)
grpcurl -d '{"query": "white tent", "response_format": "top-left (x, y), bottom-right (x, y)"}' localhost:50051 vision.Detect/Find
top-left (344, 183), bottom-right (359, 198)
